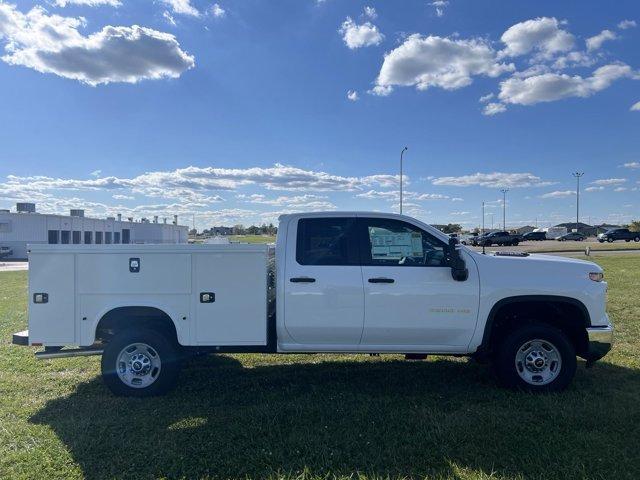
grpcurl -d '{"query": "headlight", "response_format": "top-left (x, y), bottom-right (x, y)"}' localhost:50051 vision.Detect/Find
top-left (589, 272), bottom-right (604, 282)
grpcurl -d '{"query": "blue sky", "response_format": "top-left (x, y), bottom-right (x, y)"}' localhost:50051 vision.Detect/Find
top-left (0, 0), bottom-right (638, 230)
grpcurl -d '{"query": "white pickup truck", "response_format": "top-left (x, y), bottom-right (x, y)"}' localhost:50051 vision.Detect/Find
top-left (12, 212), bottom-right (613, 395)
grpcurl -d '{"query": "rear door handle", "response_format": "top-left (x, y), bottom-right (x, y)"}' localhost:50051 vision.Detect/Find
top-left (290, 277), bottom-right (316, 283)
top-left (368, 277), bottom-right (395, 283)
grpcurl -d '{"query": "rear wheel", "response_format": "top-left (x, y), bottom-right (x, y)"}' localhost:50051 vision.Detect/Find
top-left (494, 324), bottom-right (576, 392)
top-left (101, 328), bottom-right (181, 397)
top-left (635, 237), bottom-right (640, 242)
top-left (607, 238), bottom-right (614, 243)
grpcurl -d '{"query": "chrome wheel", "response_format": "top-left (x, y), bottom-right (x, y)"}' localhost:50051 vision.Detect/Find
top-left (116, 342), bottom-right (162, 389)
top-left (515, 339), bottom-right (562, 386)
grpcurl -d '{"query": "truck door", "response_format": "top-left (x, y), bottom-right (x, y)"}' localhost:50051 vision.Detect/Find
top-left (358, 217), bottom-right (479, 350)
top-left (283, 217), bottom-right (364, 347)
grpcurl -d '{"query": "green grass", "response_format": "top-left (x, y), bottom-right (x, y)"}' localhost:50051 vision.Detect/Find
top-left (229, 235), bottom-right (276, 244)
top-left (1, 257), bottom-right (639, 479)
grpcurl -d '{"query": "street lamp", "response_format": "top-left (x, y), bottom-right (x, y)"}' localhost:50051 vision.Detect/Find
top-left (572, 172), bottom-right (584, 232)
top-left (500, 188), bottom-right (509, 231)
top-left (481, 201), bottom-right (485, 235)
top-left (400, 147), bottom-right (408, 214)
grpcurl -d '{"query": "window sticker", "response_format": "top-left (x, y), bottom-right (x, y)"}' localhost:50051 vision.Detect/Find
top-left (369, 228), bottom-right (423, 260)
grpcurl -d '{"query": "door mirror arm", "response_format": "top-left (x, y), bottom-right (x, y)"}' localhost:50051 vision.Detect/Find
top-left (447, 237), bottom-right (468, 282)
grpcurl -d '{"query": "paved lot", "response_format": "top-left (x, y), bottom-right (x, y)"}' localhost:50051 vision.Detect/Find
top-left (466, 238), bottom-right (640, 254)
top-left (0, 261), bottom-right (28, 272)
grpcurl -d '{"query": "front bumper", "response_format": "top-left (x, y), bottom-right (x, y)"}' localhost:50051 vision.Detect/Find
top-left (585, 324), bottom-right (613, 362)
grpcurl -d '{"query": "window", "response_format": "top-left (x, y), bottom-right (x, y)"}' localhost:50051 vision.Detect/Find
top-left (360, 218), bottom-right (446, 267)
top-left (95, 232), bottom-right (103, 244)
top-left (296, 217), bottom-right (359, 266)
top-left (122, 229), bottom-right (130, 244)
top-left (60, 230), bottom-right (70, 244)
top-left (114, 232), bottom-right (121, 244)
top-left (84, 231), bottom-right (93, 244)
top-left (72, 231), bottom-right (81, 244)
top-left (105, 232), bottom-right (112, 244)
top-left (48, 230), bottom-right (59, 244)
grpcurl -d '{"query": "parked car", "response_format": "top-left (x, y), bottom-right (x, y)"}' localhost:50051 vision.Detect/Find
top-left (0, 246), bottom-right (12, 258)
top-left (522, 231), bottom-right (547, 242)
top-left (597, 228), bottom-right (640, 243)
top-left (556, 232), bottom-right (586, 242)
top-left (478, 231), bottom-right (521, 246)
top-left (13, 212), bottom-right (612, 395)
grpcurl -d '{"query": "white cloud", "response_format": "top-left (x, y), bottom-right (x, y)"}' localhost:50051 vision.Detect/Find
top-left (479, 93), bottom-right (494, 103)
top-left (498, 63), bottom-right (636, 107)
top-left (90, 169), bottom-right (102, 177)
top-left (483, 102), bottom-right (507, 115)
top-left (347, 89), bottom-right (359, 101)
top-left (373, 34), bottom-right (513, 94)
top-left (586, 29), bottom-right (617, 51)
top-left (160, 0), bottom-right (199, 17)
top-left (357, 190), bottom-right (450, 201)
top-left (621, 161), bottom-right (640, 169)
top-left (363, 6), bottom-right (377, 20)
top-left (585, 186), bottom-right (604, 192)
top-left (162, 11), bottom-right (176, 26)
top-left (432, 172), bottom-right (552, 188)
top-left (449, 211), bottom-right (470, 216)
top-left (339, 17), bottom-right (383, 49)
top-left (53, 0), bottom-right (121, 6)
top-left (237, 193), bottom-right (335, 210)
top-left (210, 3), bottom-right (225, 18)
top-left (540, 190), bottom-right (575, 198)
top-left (614, 187), bottom-right (627, 192)
top-left (591, 178), bottom-right (626, 186)
top-left (499, 17), bottom-right (574, 59)
top-left (551, 51), bottom-right (596, 70)
top-left (618, 20), bottom-right (637, 30)
top-left (429, 1), bottom-right (448, 17)
top-left (112, 194), bottom-right (134, 200)
top-left (631, 101), bottom-right (640, 111)
top-left (0, 3), bottom-right (195, 85)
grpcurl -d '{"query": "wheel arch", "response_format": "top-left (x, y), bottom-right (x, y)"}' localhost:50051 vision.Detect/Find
top-left (478, 295), bottom-right (591, 358)
top-left (94, 305), bottom-right (181, 346)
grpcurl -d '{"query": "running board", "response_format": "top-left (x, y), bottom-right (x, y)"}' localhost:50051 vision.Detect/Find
top-left (35, 348), bottom-right (103, 360)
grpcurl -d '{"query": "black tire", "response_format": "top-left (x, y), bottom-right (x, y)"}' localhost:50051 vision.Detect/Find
top-left (635, 237), bottom-right (640, 242)
top-left (598, 239), bottom-right (604, 243)
top-left (101, 328), bottom-right (181, 397)
top-left (512, 240), bottom-right (519, 246)
top-left (607, 238), bottom-right (614, 243)
top-left (494, 324), bottom-right (577, 393)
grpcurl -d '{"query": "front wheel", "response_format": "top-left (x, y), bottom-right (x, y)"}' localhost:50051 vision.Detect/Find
top-left (494, 324), bottom-right (576, 392)
top-left (634, 237), bottom-right (640, 242)
top-left (607, 238), bottom-right (614, 243)
top-left (101, 328), bottom-right (181, 397)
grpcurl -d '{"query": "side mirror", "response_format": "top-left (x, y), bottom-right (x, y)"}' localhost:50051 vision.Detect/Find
top-left (447, 237), bottom-right (468, 282)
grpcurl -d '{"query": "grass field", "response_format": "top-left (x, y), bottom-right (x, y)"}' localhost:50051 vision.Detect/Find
top-left (1, 257), bottom-right (639, 480)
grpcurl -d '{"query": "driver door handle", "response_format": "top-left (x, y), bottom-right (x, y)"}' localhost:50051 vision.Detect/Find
top-left (290, 277), bottom-right (316, 283)
top-left (368, 277), bottom-right (395, 283)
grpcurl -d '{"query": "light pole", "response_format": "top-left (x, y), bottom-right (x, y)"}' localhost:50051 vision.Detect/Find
top-left (572, 172), bottom-right (584, 232)
top-left (481, 201), bottom-right (485, 235)
top-left (500, 188), bottom-right (509, 231)
top-left (400, 147), bottom-right (408, 214)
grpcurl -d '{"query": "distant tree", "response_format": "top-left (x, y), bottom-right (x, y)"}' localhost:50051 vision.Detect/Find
top-left (629, 220), bottom-right (640, 232)
top-left (441, 223), bottom-right (462, 234)
top-left (233, 224), bottom-right (245, 235)
top-left (188, 228), bottom-right (198, 236)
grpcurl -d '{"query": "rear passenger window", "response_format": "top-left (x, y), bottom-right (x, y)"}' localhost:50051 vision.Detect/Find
top-left (296, 218), bottom-right (359, 266)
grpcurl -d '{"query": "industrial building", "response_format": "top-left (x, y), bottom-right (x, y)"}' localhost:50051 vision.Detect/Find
top-left (0, 203), bottom-right (188, 259)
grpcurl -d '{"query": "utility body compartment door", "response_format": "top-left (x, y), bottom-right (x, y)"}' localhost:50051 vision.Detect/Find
top-left (192, 249), bottom-right (268, 345)
top-left (29, 252), bottom-right (76, 345)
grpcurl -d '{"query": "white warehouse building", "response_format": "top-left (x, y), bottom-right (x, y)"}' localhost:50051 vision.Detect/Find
top-left (0, 203), bottom-right (188, 259)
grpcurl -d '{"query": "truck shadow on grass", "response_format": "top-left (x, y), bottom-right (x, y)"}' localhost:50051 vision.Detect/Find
top-left (31, 354), bottom-right (640, 480)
